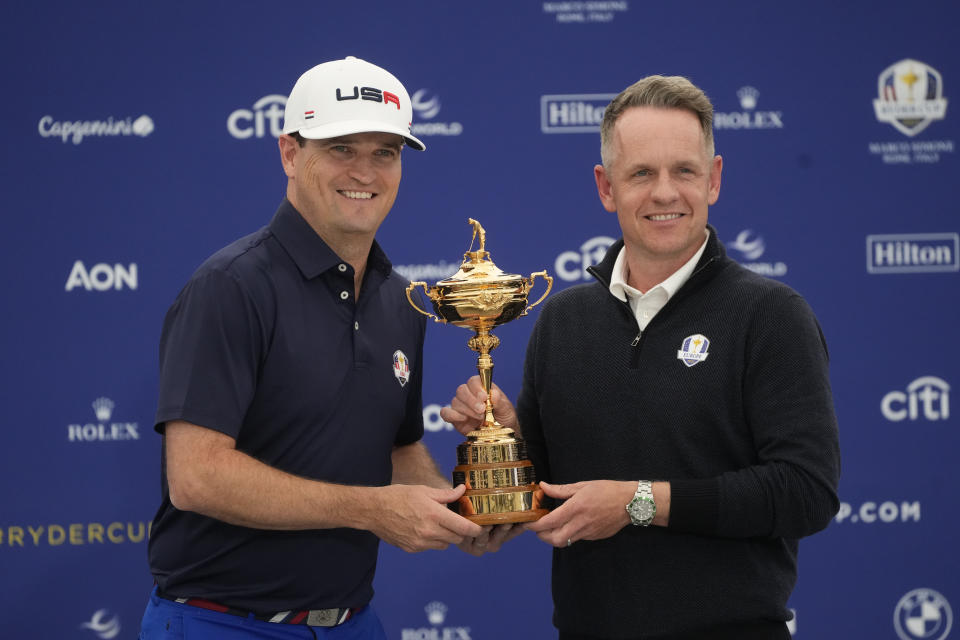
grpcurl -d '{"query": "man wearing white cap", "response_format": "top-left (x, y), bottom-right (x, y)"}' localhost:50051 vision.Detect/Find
top-left (139, 57), bottom-right (490, 639)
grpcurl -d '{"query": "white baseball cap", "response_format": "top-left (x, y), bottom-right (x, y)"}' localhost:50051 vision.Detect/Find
top-left (282, 56), bottom-right (425, 151)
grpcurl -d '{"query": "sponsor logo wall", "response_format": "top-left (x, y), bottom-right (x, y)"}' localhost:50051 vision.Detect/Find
top-left (2, 3), bottom-right (957, 638)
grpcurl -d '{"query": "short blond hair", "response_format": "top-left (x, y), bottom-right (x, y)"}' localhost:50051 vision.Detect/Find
top-left (600, 75), bottom-right (715, 168)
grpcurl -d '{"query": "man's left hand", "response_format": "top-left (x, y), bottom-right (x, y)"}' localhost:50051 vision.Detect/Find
top-left (524, 480), bottom-right (635, 547)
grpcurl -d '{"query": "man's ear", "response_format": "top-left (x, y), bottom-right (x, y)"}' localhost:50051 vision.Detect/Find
top-left (594, 164), bottom-right (617, 213)
top-left (278, 134), bottom-right (299, 179)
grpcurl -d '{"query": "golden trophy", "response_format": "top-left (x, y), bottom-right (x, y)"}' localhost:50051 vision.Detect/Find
top-left (406, 219), bottom-right (553, 524)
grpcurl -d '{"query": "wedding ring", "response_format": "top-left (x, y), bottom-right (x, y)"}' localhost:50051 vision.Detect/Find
top-left (566, 538), bottom-right (572, 547)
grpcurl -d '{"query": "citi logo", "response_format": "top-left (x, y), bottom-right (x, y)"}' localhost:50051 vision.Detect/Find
top-left (335, 86), bottom-right (400, 109)
top-left (227, 94), bottom-right (286, 139)
top-left (68, 397), bottom-right (140, 442)
top-left (80, 609), bottom-right (121, 639)
top-left (65, 261), bottom-right (138, 292)
top-left (423, 404), bottom-right (455, 432)
top-left (541, 94), bottom-right (616, 133)
top-left (866, 233), bottom-right (958, 273)
top-left (714, 86), bottom-right (784, 130)
top-left (881, 376), bottom-right (950, 422)
top-left (555, 236), bottom-right (616, 281)
top-left (411, 89), bottom-right (463, 137)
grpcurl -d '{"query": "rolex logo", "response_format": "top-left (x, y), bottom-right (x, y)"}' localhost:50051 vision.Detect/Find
top-left (92, 397), bottom-right (115, 421)
top-left (737, 86), bottom-right (759, 109)
top-left (425, 601), bottom-right (447, 625)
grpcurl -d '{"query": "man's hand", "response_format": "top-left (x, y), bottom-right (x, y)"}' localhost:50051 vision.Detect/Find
top-left (369, 484), bottom-right (485, 552)
top-left (524, 480), bottom-right (635, 547)
top-left (441, 375), bottom-right (518, 436)
top-left (457, 523), bottom-right (526, 556)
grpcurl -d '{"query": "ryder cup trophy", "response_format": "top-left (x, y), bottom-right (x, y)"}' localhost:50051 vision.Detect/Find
top-left (406, 219), bottom-right (553, 524)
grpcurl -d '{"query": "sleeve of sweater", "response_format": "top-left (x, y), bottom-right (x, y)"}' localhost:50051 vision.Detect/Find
top-left (668, 288), bottom-right (841, 540)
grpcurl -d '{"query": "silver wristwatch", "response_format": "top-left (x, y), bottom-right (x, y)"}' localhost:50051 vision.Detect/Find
top-left (625, 480), bottom-right (656, 526)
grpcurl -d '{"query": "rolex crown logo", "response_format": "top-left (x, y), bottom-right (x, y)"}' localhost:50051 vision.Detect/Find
top-left (425, 601), bottom-right (447, 625)
top-left (92, 397), bottom-right (115, 422)
top-left (737, 85), bottom-right (759, 110)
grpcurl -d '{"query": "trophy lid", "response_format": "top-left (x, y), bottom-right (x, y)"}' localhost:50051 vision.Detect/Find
top-left (436, 219), bottom-right (524, 286)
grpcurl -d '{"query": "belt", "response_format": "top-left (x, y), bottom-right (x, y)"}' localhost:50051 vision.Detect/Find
top-left (156, 590), bottom-right (357, 627)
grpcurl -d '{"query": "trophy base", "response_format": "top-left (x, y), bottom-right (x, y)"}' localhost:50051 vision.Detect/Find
top-left (451, 430), bottom-right (547, 524)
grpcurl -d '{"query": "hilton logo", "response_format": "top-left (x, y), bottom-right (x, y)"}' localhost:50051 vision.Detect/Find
top-left (866, 233), bottom-right (959, 273)
top-left (540, 94), bottom-right (616, 133)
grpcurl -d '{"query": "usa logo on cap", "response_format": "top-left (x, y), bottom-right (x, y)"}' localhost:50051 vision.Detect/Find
top-left (393, 350), bottom-right (411, 387)
top-left (677, 334), bottom-right (710, 367)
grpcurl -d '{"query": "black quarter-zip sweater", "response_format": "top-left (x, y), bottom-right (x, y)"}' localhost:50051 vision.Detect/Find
top-left (517, 226), bottom-right (841, 639)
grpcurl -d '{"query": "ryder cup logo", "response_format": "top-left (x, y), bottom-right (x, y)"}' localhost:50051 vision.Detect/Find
top-left (393, 350), bottom-right (411, 387)
top-left (874, 59), bottom-right (948, 137)
top-left (894, 588), bottom-right (953, 640)
top-left (677, 334), bottom-right (710, 367)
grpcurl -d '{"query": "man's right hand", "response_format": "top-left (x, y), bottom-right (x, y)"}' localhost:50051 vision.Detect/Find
top-left (368, 484), bottom-right (485, 552)
top-left (440, 375), bottom-right (519, 436)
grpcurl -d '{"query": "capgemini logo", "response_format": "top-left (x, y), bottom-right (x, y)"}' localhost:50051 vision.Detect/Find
top-left (80, 610), bottom-right (121, 639)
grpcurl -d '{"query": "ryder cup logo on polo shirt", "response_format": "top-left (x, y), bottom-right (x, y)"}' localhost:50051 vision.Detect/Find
top-left (677, 334), bottom-right (710, 367)
top-left (393, 350), bottom-right (411, 387)
top-left (894, 588), bottom-right (953, 640)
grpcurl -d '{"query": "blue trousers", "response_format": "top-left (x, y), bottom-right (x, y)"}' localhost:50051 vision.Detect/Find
top-left (139, 588), bottom-right (387, 640)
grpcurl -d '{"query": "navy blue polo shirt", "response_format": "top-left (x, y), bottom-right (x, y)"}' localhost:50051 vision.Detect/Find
top-left (148, 199), bottom-right (426, 612)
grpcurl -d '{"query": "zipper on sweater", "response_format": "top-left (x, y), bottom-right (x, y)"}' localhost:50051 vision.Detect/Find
top-left (629, 330), bottom-right (643, 368)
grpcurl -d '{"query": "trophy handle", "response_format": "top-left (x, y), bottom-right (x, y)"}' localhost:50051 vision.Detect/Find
top-left (522, 271), bottom-right (553, 314)
top-left (405, 282), bottom-right (441, 322)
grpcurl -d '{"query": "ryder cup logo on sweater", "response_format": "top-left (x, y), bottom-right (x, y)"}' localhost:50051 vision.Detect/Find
top-left (677, 334), bottom-right (710, 367)
top-left (393, 350), bottom-right (411, 387)
top-left (894, 588), bottom-right (953, 640)
top-left (874, 60), bottom-right (948, 137)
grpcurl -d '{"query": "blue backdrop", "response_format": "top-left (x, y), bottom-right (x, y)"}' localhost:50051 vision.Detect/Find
top-left (1, 2), bottom-right (957, 639)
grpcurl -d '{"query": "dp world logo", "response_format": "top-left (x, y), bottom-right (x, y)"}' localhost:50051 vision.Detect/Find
top-left (894, 588), bottom-right (953, 640)
top-left (874, 59), bottom-right (948, 137)
top-left (555, 236), bottom-right (616, 281)
top-left (80, 610), bottom-right (121, 639)
top-left (410, 89), bottom-right (463, 136)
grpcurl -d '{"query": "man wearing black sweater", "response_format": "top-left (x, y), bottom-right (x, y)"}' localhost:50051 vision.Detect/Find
top-left (443, 75), bottom-right (840, 639)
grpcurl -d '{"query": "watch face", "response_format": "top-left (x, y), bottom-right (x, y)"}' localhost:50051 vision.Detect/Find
top-left (629, 497), bottom-right (655, 524)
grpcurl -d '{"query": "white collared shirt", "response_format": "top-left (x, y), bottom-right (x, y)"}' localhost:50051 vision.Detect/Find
top-left (608, 230), bottom-right (709, 331)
